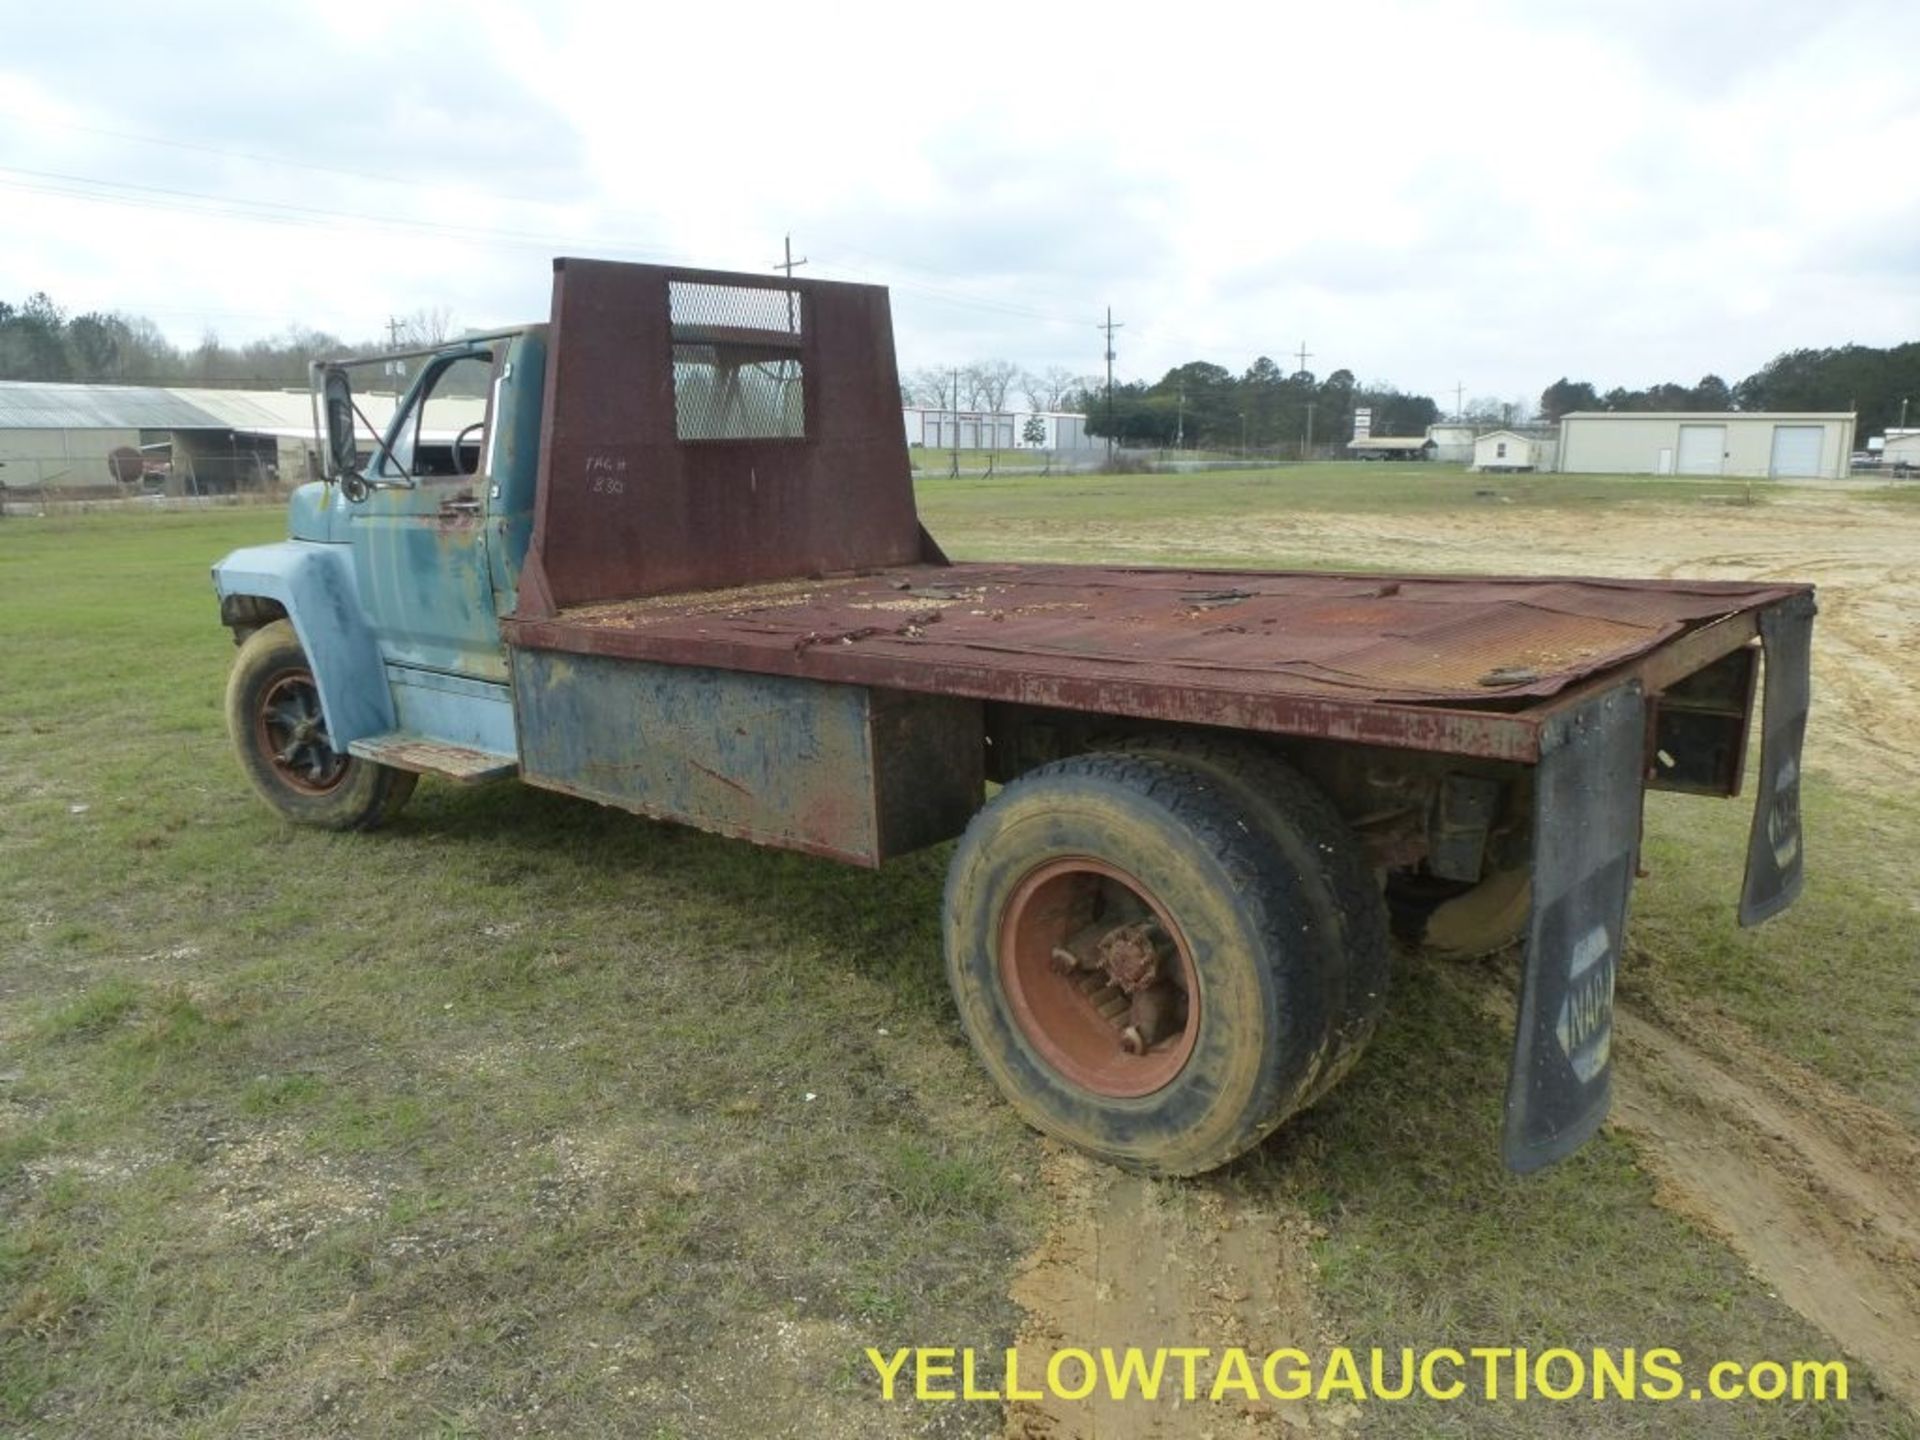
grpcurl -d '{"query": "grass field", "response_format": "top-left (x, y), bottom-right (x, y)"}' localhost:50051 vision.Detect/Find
top-left (2, 468), bottom-right (1916, 1437)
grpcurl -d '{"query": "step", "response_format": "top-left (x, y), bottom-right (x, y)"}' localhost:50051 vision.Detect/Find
top-left (347, 734), bottom-right (518, 783)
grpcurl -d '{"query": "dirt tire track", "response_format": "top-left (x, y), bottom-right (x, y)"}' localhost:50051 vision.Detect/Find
top-left (1608, 1001), bottom-right (1920, 1410)
top-left (1005, 1145), bottom-right (1340, 1439)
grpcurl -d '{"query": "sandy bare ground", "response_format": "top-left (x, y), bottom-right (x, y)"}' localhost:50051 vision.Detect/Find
top-left (1611, 998), bottom-right (1920, 1411)
top-left (1261, 492), bottom-right (1916, 792)
top-left (1006, 1147), bottom-right (1338, 1439)
top-left (1003, 489), bottom-right (1920, 1428)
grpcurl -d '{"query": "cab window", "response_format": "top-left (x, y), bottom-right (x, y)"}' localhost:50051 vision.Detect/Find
top-left (378, 352), bottom-right (493, 479)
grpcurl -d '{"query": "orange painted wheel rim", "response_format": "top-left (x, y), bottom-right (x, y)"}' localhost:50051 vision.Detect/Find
top-left (998, 857), bottom-right (1200, 1098)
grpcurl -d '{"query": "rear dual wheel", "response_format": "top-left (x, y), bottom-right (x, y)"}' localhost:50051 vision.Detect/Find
top-left (944, 749), bottom-right (1385, 1176)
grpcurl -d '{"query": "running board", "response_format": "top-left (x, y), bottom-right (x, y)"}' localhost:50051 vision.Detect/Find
top-left (347, 734), bottom-right (518, 783)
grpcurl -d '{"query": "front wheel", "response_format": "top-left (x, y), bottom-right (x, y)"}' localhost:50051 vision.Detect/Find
top-left (224, 619), bottom-right (416, 830)
top-left (943, 752), bottom-right (1343, 1176)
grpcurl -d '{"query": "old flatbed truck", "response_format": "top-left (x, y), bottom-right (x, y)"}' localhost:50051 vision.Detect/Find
top-left (212, 260), bottom-right (1812, 1176)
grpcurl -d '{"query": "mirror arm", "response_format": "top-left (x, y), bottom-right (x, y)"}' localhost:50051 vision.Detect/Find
top-left (349, 395), bottom-right (414, 490)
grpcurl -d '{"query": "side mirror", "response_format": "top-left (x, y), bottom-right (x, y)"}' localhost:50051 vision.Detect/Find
top-left (321, 367), bottom-right (363, 486)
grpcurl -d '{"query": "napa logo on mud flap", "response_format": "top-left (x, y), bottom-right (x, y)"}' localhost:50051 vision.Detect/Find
top-left (1767, 755), bottom-right (1802, 871)
top-left (1554, 925), bottom-right (1615, 1084)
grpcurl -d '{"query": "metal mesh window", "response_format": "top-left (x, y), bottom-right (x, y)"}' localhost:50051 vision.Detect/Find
top-left (669, 281), bottom-right (806, 442)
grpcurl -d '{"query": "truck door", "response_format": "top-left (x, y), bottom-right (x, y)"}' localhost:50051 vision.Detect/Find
top-left (351, 348), bottom-right (506, 681)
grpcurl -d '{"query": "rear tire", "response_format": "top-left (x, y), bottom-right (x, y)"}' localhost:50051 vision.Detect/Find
top-left (225, 619), bottom-right (416, 831)
top-left (943, 752), bottom-right (1346, 1176)
top-left (1104, 734), bottom-right (1389, 1098)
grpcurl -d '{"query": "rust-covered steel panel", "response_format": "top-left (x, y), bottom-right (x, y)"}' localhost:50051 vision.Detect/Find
top-left (515, 260), bottom-right (925, 618)
top-left (509, 648), bottom-right (982, 866)
top-left (502, 564), bottom-right (1809, 764)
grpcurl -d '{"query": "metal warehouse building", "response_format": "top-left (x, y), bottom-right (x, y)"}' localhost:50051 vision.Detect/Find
top-left (0, 381), bottom-right (482, 497)
top-left (1557, 411), bottom-right (1855, 479)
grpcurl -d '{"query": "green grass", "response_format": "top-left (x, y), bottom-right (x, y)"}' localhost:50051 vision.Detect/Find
top-left (0, 510), bottom-right (1036, 1436)
top-left (1633, 777), bottom-right (1920, 1126)
top-left (2, 486), bottom-right (1915, 1436)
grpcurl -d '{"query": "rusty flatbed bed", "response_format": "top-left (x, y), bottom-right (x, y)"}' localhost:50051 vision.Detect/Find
top-left (502, 563), bottom-right (1806, 765)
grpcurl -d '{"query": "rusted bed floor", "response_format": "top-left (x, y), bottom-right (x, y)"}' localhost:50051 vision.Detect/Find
top-left (500, 563), bottom-right (1806, 759)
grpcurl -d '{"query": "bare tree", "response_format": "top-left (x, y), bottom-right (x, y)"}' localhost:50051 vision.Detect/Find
top-left (1022, 365), bottom-right (1081, 412)
top-left (963, 359), bottom-right (1021, 413)
top-left (904, 366), bottom-right (957, 408)
top-left (397, 307), bottom-right (455, 348)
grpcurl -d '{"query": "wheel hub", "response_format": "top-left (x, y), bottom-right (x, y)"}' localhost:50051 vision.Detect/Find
top-left (255, 670), bottom-right (349, 794)
top-left (1001, 858), bottom-right (1199, 1097)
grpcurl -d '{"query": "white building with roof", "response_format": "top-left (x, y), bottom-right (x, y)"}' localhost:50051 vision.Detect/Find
top-left (0, 380), bottom-right (482, 495)
top-left (902, 406), bottom-right (1096, 452)
top-left (1472, 429), bottom-right (1551, 472)
top-left (1557, 411), bottom-right (1855, 479)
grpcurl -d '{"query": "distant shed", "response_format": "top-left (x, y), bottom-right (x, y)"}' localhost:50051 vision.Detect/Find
top-left (1882, 431), bottom-right (1920, 469)
top-left (0, 383), bottom-right (216, 491)
top-left (0, 380), bottom-right (483, 497)
top-left (1426, 422), bottom-right (1475, 464)
top-left (1472, 429), bottom-right (1547, 472)
top-left (1348, 436), bottom-right (1435, 461)
top-left (1557, 411), bottom-right (1854, 479)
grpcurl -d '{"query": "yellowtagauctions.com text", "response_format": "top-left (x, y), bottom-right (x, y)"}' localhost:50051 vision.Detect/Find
top-left (866, 1346), bottom-right (1849, 1407)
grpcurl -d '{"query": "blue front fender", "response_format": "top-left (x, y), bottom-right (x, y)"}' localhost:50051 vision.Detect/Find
top-left (212, 541), bottom-right (393, 746)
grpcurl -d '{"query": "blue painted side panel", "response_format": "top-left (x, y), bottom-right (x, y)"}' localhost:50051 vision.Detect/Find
top-left (347, 340), bottom-right (512, 681)
top-left (211, 541), bottom-right (394, 745)
top-left (387, 666), bottom-right (518, 755)
top-left (350, 505), bottom-right (504, 679)
top-left (287, 480), bottom-right (352, 543)
top-left (510, 650), bottom-right (981, 865)
top-left (487, 329), bottom-right (547, 617)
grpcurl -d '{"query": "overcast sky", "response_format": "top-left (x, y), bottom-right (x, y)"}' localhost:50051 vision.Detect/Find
top-left (2, 0), bottom-right (1916, 405)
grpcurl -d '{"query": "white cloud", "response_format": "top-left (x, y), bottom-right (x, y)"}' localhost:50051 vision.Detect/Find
top-left (1, 0), bottom-right (1916, 399)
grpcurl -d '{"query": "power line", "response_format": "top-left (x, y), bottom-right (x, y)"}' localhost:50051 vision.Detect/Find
top-left (29, 117), bottom-right (594, 212)
top-left (0, 164), bottom-right (700, 262)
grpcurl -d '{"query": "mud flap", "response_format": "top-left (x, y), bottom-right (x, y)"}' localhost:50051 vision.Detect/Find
top-left (1503, 683), bottom-right (1644, 1173)
top-left (1739, 594), bottom-right (1814, 927)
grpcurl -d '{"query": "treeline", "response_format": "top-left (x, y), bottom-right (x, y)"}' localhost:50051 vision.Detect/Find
top-left (0, 292), bottom-right (453, 389)
top-left (1542, 343), bottom-right (1920, 438)
top-left (1073, 360), bottom-right (1440, 450)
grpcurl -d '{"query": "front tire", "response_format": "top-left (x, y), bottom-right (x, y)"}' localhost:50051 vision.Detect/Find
top-left (943, 752), bottom-right (1344, 1176)
top-left (225, 619), bottom-right (416, 830)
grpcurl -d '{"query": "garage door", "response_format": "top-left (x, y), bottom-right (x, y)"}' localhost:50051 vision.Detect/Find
top-left (1769, 425), bottom-right (1824, 478)
top-left (1677, 424), bottom-right (1726, 476)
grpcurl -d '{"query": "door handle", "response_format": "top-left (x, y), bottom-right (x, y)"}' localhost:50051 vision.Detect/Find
top-left (439, 495), bottom-right (482, 516)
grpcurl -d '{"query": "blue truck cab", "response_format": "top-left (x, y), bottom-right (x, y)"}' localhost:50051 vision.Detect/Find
top-left (213, 327), bottom-right (547, 817)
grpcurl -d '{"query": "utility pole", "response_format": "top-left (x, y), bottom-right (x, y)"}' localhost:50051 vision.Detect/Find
top-left (1099, 307), bottom-right (1124, 460)
top-left (1176, 385), bottom-right (1186, 450)
top-left (773, 234), bottom-right (808, 278)
top-left (1454, 381), bottom-right (1466, 420)
top-left (1303, 401), bottom-right (1315, 460)
top-left (1902, 397), bottom-right (1911, 430)
top-left (1294, 341), bottom-right (1313, 377)
top-left (772, 235), bottom-right (808, 331)
top-left (384, 316), bottom-right (407, 387)
top-left (950, 367), bottom-right (961, 479)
